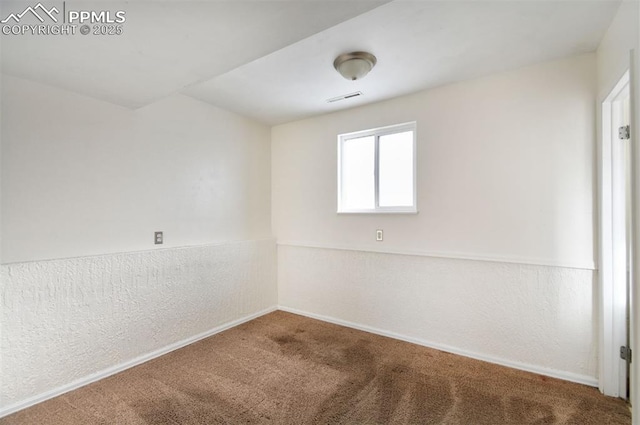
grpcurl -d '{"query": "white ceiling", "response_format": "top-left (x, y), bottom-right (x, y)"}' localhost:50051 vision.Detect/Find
top-left (0, 0), bottom-right (389, 108)
top-left (1, 0), bottom-right (620, 124)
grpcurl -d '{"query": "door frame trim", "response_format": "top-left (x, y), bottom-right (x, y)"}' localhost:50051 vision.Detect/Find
top-left (599, 69), bottom-right (630, 397)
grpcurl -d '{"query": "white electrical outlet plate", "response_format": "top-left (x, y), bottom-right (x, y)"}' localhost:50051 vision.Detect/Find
top-left (154, 231), bottom-right (163, 244)
top-left (376, 230), bottom-right (383, 241)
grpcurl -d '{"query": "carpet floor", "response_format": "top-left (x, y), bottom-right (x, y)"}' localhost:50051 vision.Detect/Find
top-left (1, 311), bottom-right (631, 424)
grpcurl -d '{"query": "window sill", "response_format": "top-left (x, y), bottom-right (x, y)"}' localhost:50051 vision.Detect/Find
top-left (337, 209), bottom-right (418, 215)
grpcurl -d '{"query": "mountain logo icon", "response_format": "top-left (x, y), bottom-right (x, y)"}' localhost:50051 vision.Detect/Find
top-left (1, 3), bottom-right (60, 24)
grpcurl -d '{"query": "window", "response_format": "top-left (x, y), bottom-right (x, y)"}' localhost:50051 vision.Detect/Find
top-left (338, 122), bottom-right (416, 213)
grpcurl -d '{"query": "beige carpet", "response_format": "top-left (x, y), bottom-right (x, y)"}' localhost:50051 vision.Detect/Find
top-left (1, 311), bottom-right (631, 424)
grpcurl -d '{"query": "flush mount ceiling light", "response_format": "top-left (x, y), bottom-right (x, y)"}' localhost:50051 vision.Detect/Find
top-left (333, 51), bottom-right (377, 81)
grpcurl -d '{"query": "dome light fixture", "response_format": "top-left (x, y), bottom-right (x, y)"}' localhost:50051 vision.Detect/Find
top-left (333, 51), bottom-right (377, 81)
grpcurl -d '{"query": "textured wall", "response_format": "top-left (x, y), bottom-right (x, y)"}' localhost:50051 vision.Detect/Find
top-left (1, 239), bottom-right (277, 410)
top-left (278, 245), bottom-right (597, 383)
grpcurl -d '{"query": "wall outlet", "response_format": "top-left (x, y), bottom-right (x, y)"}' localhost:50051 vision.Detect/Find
top-left (376, 229), bottom-right (383, 241)
top-left (154, 231), bottom-right (163, 245)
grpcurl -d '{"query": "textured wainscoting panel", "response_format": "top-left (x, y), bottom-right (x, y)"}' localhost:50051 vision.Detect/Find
top-left (1, 239), bottom-right (277, 409)
top-left (278, 245), bottom-right (597, 382)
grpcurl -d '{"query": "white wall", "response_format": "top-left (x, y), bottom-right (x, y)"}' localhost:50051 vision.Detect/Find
top-left (0, 76), bottom-right (277, 415)
top-left (1, 75), bottom-right (272, 264)
top-left (597, 1), bottom-right (639, 100)
top-left (273, 53), bottom-right (598, 383)
top-left (273, 54), bottom-right (596, 270)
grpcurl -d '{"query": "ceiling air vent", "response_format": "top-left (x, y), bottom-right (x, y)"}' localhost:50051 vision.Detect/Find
top-left (327, 91), bottom-right (363, 103)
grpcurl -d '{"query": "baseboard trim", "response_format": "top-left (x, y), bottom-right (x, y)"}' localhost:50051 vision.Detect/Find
top-left (0, 306), bottom-right (278, 419)
top-left (278, 305), bottom-right (599, 388)
top-left (1, 304), bottom-right (598, 418)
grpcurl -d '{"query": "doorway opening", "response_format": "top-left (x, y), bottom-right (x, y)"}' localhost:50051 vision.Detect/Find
top-left (600, 70), bottom-right (632, 400)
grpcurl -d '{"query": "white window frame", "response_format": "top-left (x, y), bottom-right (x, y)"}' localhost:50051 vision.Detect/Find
top-left (337, 121), bottom-right (417, 214)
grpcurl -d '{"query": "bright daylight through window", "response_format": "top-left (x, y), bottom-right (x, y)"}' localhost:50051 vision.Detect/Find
top-left (338, 122), bottom-right (416, 213)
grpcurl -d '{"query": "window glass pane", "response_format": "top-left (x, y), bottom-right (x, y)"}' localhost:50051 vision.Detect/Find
top-left (379, 131), bottom-right (414, 207)
top-left (341, 136), bottom-right (375, 210)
